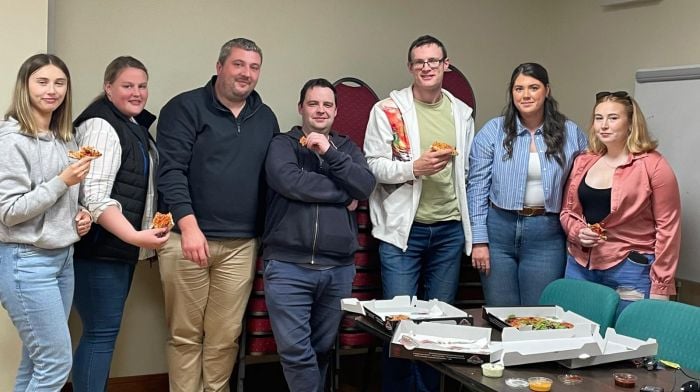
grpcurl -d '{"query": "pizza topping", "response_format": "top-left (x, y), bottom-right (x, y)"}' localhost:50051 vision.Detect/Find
top-left (151, 212), bottom-right (174, 230)
top-left (387, 314), bottom-right (410, 322)
top-left (588, 223), bottom-right (607, 240)
top-left (505, 315), bottom-right (574, 330)
top-left (430, 140), bottom-right (458, 156)
top-left (68, 146), bottom-right (102, 159)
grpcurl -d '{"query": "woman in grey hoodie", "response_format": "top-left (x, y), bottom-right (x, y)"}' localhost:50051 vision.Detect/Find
top-left (0, 54), bottom-right (95, 392)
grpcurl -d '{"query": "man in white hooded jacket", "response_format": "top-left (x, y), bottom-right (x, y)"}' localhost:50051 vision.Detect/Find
top-left (363, 35), bottom-right (474, 392)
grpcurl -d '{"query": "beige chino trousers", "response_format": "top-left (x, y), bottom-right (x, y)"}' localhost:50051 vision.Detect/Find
top-left (159, 232), bottom-right (257, 392)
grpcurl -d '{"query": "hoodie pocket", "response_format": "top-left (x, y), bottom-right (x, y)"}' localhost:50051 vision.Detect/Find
top-left (315, 205), bottom-right (358, 256)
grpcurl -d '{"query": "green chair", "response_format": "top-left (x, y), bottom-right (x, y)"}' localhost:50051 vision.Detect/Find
top-left (615, 299), bottom-right (700, 372)
top-left (538, 278), bottom-right (620, 336)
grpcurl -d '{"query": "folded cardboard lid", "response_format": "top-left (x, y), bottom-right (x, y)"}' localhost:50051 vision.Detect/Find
top-left (559, 328), bottom-right (658, 369)
top-left (342, 295), bottom-right (470, 320)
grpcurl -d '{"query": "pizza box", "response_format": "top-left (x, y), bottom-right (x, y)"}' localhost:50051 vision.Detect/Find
top-left (341, 296), bottom-right (473, 332)
top-left (389, 320), bottom-right (502, 365)
top-left (482, 305), bottom-right (598, 336)
top-left (559, 328), bottom-right (658, 369)
top-left (499, 330), bottom-right (604, 366)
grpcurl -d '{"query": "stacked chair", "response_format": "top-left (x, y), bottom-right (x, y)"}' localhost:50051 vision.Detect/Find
top-left (332, 77), bottom-right (381, 352)
top-left (442, 63), bottom-right (483, 310)
top-left (331, 77), bottom-right (381, 391)
top-left (442, 64), bottom-right (477, 119)
top-left (236, 256), bottom-right (277, 391)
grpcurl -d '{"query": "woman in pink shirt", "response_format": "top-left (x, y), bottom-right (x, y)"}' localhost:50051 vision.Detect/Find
top-left (560, 91), bottom-right (681, 314)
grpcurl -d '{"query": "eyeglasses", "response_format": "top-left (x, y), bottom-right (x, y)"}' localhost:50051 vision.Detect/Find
top-left (410, 58), bottom-right (444, 70)
top-left (595, 90), bottom-right (630, 101)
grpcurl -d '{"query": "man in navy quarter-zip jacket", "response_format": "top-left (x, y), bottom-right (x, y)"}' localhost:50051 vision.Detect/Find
top-left (156, 38), bottom-right (279, 392)
top-left (262, 78), bottom-right (375, 392)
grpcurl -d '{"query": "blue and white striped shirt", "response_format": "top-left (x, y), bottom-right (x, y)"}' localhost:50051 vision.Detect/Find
top-left (467, 116), bottom-right (587, 243)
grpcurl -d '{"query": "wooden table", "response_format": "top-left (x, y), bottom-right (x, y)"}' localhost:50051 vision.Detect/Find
top-left (352, 308), bottom-right (694, 391)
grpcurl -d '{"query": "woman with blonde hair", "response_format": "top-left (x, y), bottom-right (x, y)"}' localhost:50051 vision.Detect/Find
top-left (71, 56), bottom-right (168, 391)
top-left (0, 53), bottom-right (94, 391)
top-left (560, 91), bottom-right (681, 314)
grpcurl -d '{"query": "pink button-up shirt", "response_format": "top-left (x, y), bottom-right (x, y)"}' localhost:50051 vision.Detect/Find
top-left (560, 151), bottom-right (681, 295)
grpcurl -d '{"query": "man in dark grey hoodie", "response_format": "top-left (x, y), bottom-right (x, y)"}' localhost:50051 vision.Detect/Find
top-left (262, 78), bottom-right (375, 392)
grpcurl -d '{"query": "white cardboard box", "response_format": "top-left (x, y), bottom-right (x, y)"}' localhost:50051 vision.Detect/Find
top-left (341, 296), bottom-right (473, 331)
top-left (482, 305), bottom-right (598, 335)
top-left (389, 320), bottom-right (502, 365)
top-left (499, 331), bottom-right (603, 366)
top-left (559, 328), bottom-right (658, 368)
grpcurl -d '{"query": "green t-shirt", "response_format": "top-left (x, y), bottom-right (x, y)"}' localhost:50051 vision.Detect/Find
top-left (414, 95), bottom-right (460, 224)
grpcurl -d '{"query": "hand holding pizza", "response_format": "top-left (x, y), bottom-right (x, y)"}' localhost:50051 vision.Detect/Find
top-left (301, 132), bottom-right (331, 155)
top-left (578, 223), bottom-right (606, 247)
top-left (131, 228), bottom-right (170, 249)
top-left (59, 155), bottom-right (97, 186)
top-left (413, 148), bottom-right (453, 177)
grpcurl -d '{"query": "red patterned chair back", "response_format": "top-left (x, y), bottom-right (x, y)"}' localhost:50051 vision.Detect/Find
top-left (332, 77), bottom-right (380, 149)
top-left (442, 64), bottom-right (476, 119)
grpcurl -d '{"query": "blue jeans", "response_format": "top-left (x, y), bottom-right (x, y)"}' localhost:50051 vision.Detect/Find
top-left (0, 243), bottom-right (74, 392)
top-left (480, 207), bottom-right (567, 307)
top-left (264, 260), bottom-right (355, 392)
top-left (72, 258), bottom-right (135, 392)
top-left (565, 253), bottom-right (653, 317)
top-left (379, 220), bottom-right (464, 392)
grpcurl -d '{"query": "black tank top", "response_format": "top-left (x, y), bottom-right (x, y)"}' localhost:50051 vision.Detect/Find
top-left (578, 174), bottom-right (611, 224)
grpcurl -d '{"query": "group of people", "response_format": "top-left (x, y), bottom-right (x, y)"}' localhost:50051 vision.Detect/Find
top-left (0, 33), bottom-right (680, 392)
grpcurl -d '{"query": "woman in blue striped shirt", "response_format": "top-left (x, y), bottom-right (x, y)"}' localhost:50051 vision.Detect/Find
top-left (467, 63), bottom-right (587, 306)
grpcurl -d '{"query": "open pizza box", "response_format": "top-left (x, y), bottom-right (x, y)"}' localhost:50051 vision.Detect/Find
top-left (558, 328), bottom-right (658, 368)
top-left (341, 296), bottom-right (473, 332)
top-left (389, 320), bottom-right (503, 365)
top-left (482, 305), bottom-right (598, 337)
top-left (498, 329), bottom-right (604, 366)
top-left (483, 306), bottom-right (606, 366)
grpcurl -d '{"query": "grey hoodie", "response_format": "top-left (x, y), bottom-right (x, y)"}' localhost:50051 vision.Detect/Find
top-left (0, 118), bottom-right (81, 249)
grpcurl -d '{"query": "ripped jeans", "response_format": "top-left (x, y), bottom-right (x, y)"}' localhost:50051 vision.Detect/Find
top-left (565, 253), bottom-right (653, 317)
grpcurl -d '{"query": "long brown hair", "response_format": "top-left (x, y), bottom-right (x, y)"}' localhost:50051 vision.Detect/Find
top-left (4, 54), bottom-right (73, 141)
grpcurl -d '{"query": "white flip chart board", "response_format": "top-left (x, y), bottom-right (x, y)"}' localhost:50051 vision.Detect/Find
top-left (635, 65), bottom-right (700, 283)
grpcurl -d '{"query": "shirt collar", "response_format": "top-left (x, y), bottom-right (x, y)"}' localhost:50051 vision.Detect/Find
top-left (516, 117), bottom-right (543, 135)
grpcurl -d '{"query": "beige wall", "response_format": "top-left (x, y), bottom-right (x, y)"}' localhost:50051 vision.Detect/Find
top-left (49, 0), bottom-right (548, 379)
top-left (546, 0), bottom-right (700, 128)
top-left (2, 0), bottom-right (700, 387)
top-left (0, 1), bottom-right (48, 389)
top-left (53, 0), bottom-right (549, 131)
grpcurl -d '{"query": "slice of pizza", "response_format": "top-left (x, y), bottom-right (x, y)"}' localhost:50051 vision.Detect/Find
top-left (68, 146), bottom-right (103, 159)
top-left (299, 135), bottom-right (308, 147)
top-left (430, 140), bottom-right (458, 156)
top-left (588, 223), bottom-right (608, 240)
top-left (151, 212), bottom-right (174, 230)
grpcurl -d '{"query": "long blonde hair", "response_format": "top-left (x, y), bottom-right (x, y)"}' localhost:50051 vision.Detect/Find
top-left (4, 54), bottom-right (74, 141)
top-left (588, 92), bottom-right (657, 154)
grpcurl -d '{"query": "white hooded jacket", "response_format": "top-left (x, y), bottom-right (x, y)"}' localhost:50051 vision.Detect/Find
top-left (363, 86), bottom-right (474, 254)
